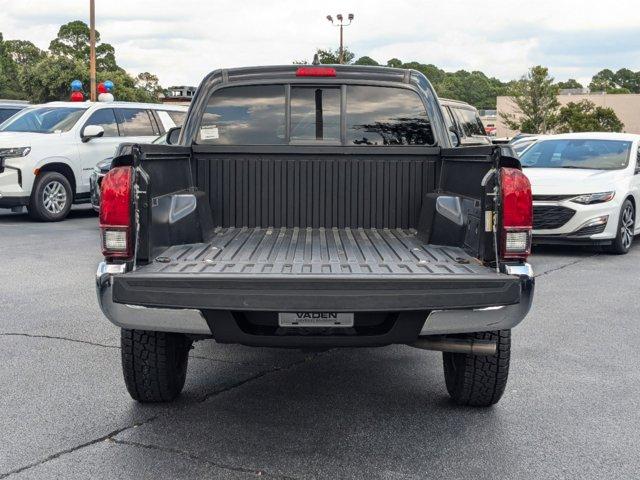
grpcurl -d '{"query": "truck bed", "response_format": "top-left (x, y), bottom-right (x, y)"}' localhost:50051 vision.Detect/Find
top-left (113, 227), bottom-right (522, 311)
top-left (140, 227), bottom-right (488, 275)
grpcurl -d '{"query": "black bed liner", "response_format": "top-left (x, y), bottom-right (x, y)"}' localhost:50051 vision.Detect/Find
top-left (113, 227), bottom-right (521, 311)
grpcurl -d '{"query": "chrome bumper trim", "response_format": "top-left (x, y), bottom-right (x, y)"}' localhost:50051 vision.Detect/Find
top-left (420, 262), bottom-right (534, 335)
top-left (96, 262), bottom-right (211, 334)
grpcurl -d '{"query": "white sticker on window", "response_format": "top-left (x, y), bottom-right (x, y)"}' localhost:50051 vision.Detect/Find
top-left (200, 125), bottom-right (219, 140)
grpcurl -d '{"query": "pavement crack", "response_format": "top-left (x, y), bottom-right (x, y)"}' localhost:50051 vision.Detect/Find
top-left (110, 439), bottom-right (297, 479)
top-left (0, 332), bottom-right (119, 350)
top-left (196, 350), bottom-right (333, 404)
top-left (0, 419), bottom-right (157, 479)
top-left (534, 254), bottom-right (599, 278)
top-left (0, 333), bottom-right (288, 368)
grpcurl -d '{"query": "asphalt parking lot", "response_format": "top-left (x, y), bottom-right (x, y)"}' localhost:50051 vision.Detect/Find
top-left (1, 206), bottom-right (639, 479)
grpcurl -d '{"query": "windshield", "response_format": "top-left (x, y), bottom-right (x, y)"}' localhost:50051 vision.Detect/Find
top-left (0, 107), bottom-right (86, 133)
top-left (520, 139), bottom-right (632, 170)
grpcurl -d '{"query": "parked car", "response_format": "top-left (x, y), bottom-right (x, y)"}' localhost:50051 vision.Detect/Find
top-left (0, 102), bottom-right (187, 221)
top-left (90, 133), bottom-right (168, 212)
top-left (96, 64), bottom-right (534, 407)
top-left (0, 100), bottom-right (29, 125)
top-left (439, 98), bottom-right (492, 146)
top-left (511, 135), bottom-right (543, 156)
top-left (520, 132), bottom-right (640, 253)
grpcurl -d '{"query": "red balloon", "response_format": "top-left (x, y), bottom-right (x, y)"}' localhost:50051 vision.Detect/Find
top-left (70, 91), bottom-right (84, 102)
top-left (97, 83), bottom-right (108, 94)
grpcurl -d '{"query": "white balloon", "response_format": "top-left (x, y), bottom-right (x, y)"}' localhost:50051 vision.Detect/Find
top-left (98, 93), bottom-right (114, 103)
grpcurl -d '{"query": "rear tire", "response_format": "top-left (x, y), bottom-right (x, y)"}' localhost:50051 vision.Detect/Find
top-left (607, 199), bottom-right (635, 254)
top-left (121, 329), bottom-right (192, 403)
top-left (442, 330), bottom-right (511, 407)
top-left (28, 172), bottom-right (72, 222)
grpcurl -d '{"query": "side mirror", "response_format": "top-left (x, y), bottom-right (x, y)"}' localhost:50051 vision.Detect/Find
top-left (82, 125), bottom-right (104, 143)
top-left (448, 126), bottom-right (461, 147)
top-left (166, 126), bottom-right (181, 145)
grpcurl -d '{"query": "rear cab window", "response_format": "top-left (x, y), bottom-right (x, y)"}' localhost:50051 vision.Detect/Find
top-left (196, 83), bottom-right (435, 146)
top-left (198, 85), bottom-right (286, 144)
top-left (290, 87), bottom-right (341, 143)
top-left (346, 86), bottom-right (434, 146)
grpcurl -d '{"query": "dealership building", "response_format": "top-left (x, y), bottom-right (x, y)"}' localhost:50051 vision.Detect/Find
top-left (495, 92), bottom-right (640, 138)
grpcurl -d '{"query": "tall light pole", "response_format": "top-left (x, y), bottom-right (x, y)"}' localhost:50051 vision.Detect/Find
top-left (326, 13), bottom-right (354, 64)
top-left (89, 0), bottom-right (97, 101)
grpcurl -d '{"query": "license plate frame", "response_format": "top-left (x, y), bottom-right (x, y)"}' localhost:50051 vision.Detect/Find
top-left (278, 312), bottom-right (354, 328)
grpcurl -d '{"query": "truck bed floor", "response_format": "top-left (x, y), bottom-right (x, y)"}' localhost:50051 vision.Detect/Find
top-left (140, 227), bottom-right (489, 276)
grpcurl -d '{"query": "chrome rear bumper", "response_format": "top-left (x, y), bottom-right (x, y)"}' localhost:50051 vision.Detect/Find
top-left (96, 262), bottom-right (211, 334)
top-left (96, 262), bottom-right (534, 337)
top-left (419, 264), bottom-right (534, 335)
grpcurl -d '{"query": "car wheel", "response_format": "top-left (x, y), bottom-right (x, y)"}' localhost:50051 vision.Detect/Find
top-left (608, 199), bottom-right (635, 255)
top-left (28, 172), bottom-right (73, 222)
top-left (442, 330), bottom-right (511, 407)
top-left (121, 329), bottom-right (192, 403)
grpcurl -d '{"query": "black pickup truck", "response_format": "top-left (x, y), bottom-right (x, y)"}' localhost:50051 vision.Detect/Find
top-left (96, 64), bottom-right (534, 407)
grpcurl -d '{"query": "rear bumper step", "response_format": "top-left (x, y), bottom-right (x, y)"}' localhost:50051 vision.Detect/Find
top-left (96, 262), bottom-right (534, 341)
top-left (111, 273), bottom-right (522, 312)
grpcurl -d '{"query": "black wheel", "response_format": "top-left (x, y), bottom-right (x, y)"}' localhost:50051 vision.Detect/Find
top-left (121, 329), bottom-right (192, 403)
top-left (443, 330), bottom-right (510, 407)
top-left (608, 199), bottom-right (635, 254)
top-left (28, 172), bottom-right (73, 221)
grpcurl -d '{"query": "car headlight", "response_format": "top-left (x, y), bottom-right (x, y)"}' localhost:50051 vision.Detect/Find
top-left (0, 146), bottom-right (31, 159)
top-left (570, 191), bottom-right (615, 205)
top-left (96, 159), bottom-right (112, 172)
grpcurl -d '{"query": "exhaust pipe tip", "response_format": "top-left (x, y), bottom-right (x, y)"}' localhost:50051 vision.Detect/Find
top-left (409, 336), bottom-right (497, 355)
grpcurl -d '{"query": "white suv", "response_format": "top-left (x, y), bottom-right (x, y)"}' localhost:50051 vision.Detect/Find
top-left (0, 101), bottom-right (187, 221)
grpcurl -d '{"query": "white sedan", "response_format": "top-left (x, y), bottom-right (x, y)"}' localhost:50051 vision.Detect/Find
top-left (520, 132), bottom-right (639, 254)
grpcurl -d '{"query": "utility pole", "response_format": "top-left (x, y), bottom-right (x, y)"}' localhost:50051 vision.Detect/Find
top-left (89, 0), bottom-right (97, 101)
top-left (326, 13), bottom-right (354, 64)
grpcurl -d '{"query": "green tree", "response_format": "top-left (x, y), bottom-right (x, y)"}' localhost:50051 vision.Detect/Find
top-left (136, 72), bottom-right (162, 96)
top-left (9, 20), bottom-right (162, 103)
top-left (437, 70), bottom-right (506, 109)
top-left (0, 33), bottom-right (24, 99)
top-left (501, 66), bottom-right (560, 134)
top-left (386, 58), bottom-right (402, 68)
top-left (4, 39), bottom-right (45, 67)
top-left (401, 62), bottom-right (446, 85)
top-left (19, 55), bottom-right (87, 102)
top-left (557, 78), bottom-right (583, 90)
top-left (315, 47), bottom-right (355, 64)
top-left (49, 20), bottom-right (117, 70)
top-left (612, 68), bottom-right (640, 93)
top-left (589, 68), bottom-right (640, 93)
top-left (555, 100), bottom-right (624, 133)
top-left (353, 56), bottom-right (379, 66)
top-left (589, 69), bottom-right (616, 91)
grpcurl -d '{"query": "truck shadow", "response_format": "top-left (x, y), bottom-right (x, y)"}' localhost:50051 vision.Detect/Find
top-left (122, 344), bottom-right (514, 478)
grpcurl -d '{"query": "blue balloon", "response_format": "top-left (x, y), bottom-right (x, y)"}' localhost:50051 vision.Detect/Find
top-left (70, 80), bottom-right (83, 91)
top-left (104, 80), bottom-right (114, 91)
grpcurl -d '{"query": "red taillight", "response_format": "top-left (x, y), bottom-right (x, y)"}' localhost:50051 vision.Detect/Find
top-left (500, 167), bottom-right (532, 260)
top-left (99, 166), bottom-right (134, 259)
top-left (295, 67), bottom-right (337, 77)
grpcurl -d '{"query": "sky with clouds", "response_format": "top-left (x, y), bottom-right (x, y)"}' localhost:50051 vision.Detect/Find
top-left (1, 0), bottom-right (639, 88)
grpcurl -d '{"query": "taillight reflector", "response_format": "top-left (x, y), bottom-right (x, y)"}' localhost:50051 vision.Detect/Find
top-left (99, 166), bottom-right (134, 259)
top-left (500, 168), bottom-right (532, 260)
top-left (295, 67), bottom-right (336, 77)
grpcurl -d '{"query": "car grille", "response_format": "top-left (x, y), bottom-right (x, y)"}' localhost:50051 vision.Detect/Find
top-left (532, 194), bottom-right (576, 201)
top-left (533, 206), bottom-right (576, 230)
